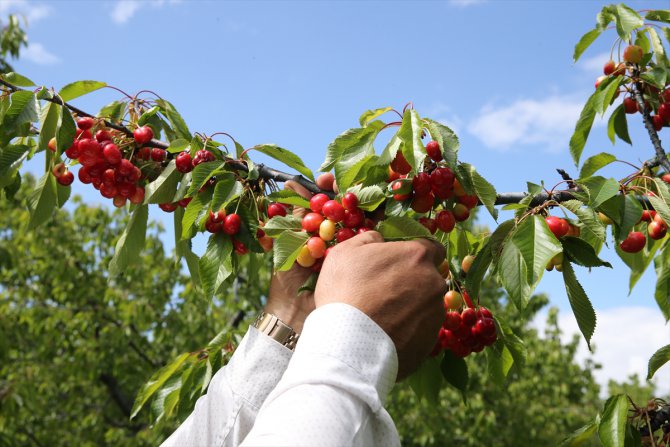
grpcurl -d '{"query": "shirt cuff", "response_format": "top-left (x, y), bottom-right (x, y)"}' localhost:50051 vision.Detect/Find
top-left (229, 325), bottom-right (294, 409)
top-left (282, 303), bottom-right (398, 410)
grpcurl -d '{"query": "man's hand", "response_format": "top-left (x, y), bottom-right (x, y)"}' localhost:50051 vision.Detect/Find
top-left (314, 231), bottom-right (448, 380)
top-left (264, 180), bottom-right (315, 333)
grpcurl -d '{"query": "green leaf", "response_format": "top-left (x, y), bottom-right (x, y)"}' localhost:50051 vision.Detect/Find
top-left (156, 99), bottom-right (192, 140)
top-left (138, 106), bottom-right (160, 127)
top-left (569, 90), bottom-right (599, 166)
top-left (334, 153), bottom-right (376, 192)
top-left (646, 10), bottom-right (670, 23)
top-left (562, 261), bottom-right (597, 351)
top-left (98, 100), bottom-right (126, 122)
top-left (649, 178), bottom-right (670, 225)
top-left (252, 144), bottom-right (314, 182)
top-left (56, 106), bottom-right (77, 155)
top-left (266, 190), bottom-right (310, 209)
top-left (613, 4), bottom-right (643, 41)
top-left (424, 118), bottom-right (459, 169)
top-left (408, 357), bottom-right (443, 405)
top-left (37, 103), bottom-right (60, 153)
top-left (166, 138), bottom-right (190, 154)
top-left (28, 172), bottom-right (58, 230)
top-left (597, 394), bottom-right (629, 447)
top-left (465, 239), bottom-right (492, 300)
top-left (647, 27), bottom-right (669, 65)
top-left (359, 106), bottom-right (392, 127)
top-left (262, 215), bottom-right (302, 237)
top-left (109, 205), bottom-right (149, 277)
top-left (130, 352), bottom-right (191, 420)
top-left (635, 29), bottom-right (651, 55)
top-left (647, 344), bottom-right (670, 380)
top-left (181, 188), bottom-right (212, 240)
top-left (607, 104), bottom-right (632, 145)
top-left (558, 418), bottom-right (599, 446)
top-left (377, 216), bottom-right (432, 241)
top-left (440, 351), bottom-right (468, 398)
top-left (0, 145), bottom-right (29, 188)
top-left (460, 162), bottom-right (498, 220)
top-left (562, 236), bottom-right (612, 268)
top-left (499, 216), bottom-right (562, 310)
top-left (210, 174), bottom-right (243, 212)
top-left (574, 176), bottom-right (620, 209)
top-left (321, 125), bottom-right (382, 172)
top-left (144, 161), bottom-right (181, 204)
top-left (273, 230), bottom-right (309, 271)
top-left (560, 200), bottom-right (606, 248)
top-left (501, 203), bottom-right (527, 211)
top-left (3, 72), bottom-right (35, 87)
top-left (594, 76), bottom-right (622, 115)
top-left (56, 182), bottom-right (71, 208)
top-left (495, 316), bottom-right (527, 368)
top-left (186, 161), bottom-right (226, 197)
top-left (58, 80), bottom-right (106, 102)
top-left (198, 234), bottom-right (234, 298)
top-left (486, 345), bottom-right (514, 387)
top-left (640, 66), bottom-right (668, 89)
top-left (398, 109), bottom-right (425, 173)
top-left (653, 242), bottom-right (670, 321)
top-left (4, 90), bottom-right (38, 130)
top-left (573, 28), bottom-right (602, 62)
top-left (580, 153), bottom-right (617, 179)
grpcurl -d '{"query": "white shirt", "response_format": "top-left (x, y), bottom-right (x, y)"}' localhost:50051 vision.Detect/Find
top-left (161, 303), bottom-right (400, 447)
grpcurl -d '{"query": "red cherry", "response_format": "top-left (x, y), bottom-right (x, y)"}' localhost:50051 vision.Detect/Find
top-left (103, 143), bottom-right (122, 165)
top-left (118, 159), bottom-right (135, 176)
top-left (411, 191), bottom-right (435, 214)
top-left (233, 239), bottom-right (249, 255)
top-left (133, 126), bottom-right (154, 145)
top-left (392, 182), bottom-right (411, 201)
top-left (100, 183), bottom-right (118, 199)
top-left (322, 200), bottom-right (345, 222)
top-left (425, 140), bottom-right (442, 162)
top-left (112, 196), bottom-right (127, 208)
top-left (151, 148), bottom-right (167, 162)
top-left (545, 216), bottom-right (569, 238)
top-left (223, 213), bottom-right (242, 235)
top-left (390, 151), bottom-right (411, 175)
top-left (192, 149), bottom-right (216, 167)
top-left (306, 237), bottom-right (327, 259)
top-left (478, 306), bottom-right (493, 319)
top-left (268, 203), bottom-right (288, 218)
top-left (623, 44), bottom-right (643, 64)
top-left (343, 208), bottom-right (365, 228)
top-left (316, 172), bottom-right (335, 191)
top-left (309, 193), bottom-right (330, 213)
top-left (78, 166), bottom-right (92, 184)
top-left (387, 166), bottom-right (401, 183)
top-left (178, 197), bottom-right (192, 208)
top-left (76, 117), bottom-right (95, 130)
top-left (461, 308), bottom-right (477, 326)
top-left (336, 227), bottom-right (356, 243)
top-left (176, 152), bottom-right (193, 173)
top-left (418, 217), bottom-right (437, 234)
top-left (603, 60), bottom-right (616, 75)
top-left (102, 169), bottom-right (116, 185)
top-left (95, 129), bottom-right (113, 143)
top-left (301, 213), bottom-right (324, 232)
top-left (57, 170), bottom-right (74, 186)
top-left (205, 218), bottom-right (223, 233)
top-left (210, 210), bottom-right (226, 223)
top-left (658, 103), bottom-right (670, 124)
top-left (443, 311), bottom-right (462, 331)
top-left (452, 203), bottom-right (470, 222)
top-left (431, 182), bottom-right (453, 200)
top-left (641, 210), bottom-right (653, 222)
top-left (450, 341), bottom-right (471, 358)
top-left (65, 141), bottom-right (80, 159)
top-left (430, 167), bottom-right (455, 189)
top-left (624, 97), bottom-right (638, 114)
top-left (458, 194), bottom-right (478, 209)
top-left (436, 210), bottom-right (456, 233)
top-left (652, 115), bottom-right (664, 132)
top-left (342, 192), bottom-right (359, 211)
top-left (412, 172), bottom-right (432, 195)
top-left (129, 186), bottom-right (145, 205)
top-left (52, 162), bottom-right (67, 178)
top-left (619, 231), bottom-right (646, 253)
top-left (648, 221), bottom-right (667, 240)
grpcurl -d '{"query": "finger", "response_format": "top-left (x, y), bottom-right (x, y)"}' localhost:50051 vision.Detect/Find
top-left (339, 230), bottom-right (384, 248)
top-left (410, 238), bottom-right (447, 267)
top-left (284, 180), bottom-right (313, 200)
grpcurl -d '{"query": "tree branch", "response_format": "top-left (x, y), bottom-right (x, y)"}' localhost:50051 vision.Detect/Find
top-left (630, 70), bottom-right (670, 172)
top-left (99, 372), bottom-right (134, 419)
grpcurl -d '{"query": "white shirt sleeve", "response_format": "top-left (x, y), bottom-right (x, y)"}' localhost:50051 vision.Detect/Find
top-left (161, 325), bottom-right (293, 447)
top-left (241, 303), bottom-right (401, 447)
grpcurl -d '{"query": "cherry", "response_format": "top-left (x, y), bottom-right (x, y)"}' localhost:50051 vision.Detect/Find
top-left (443, 311), bottom-right (462, 331)
top-left (461, 307), bottom-right (477, 327)
top-left (461, 255), bottom-right (475, 273)
top-left (648, 220), bottom-right (667, 240)
top-left (316, 172), bottom-right (335, 191)
top-left (659, 103), bottom-right (670, 124)
top-left (223, 213), bottom-right (242, 235)
top-left (623, 97), bottom-right (638, 114)
top-left (78, 166), bottom-right (92, 184)
top-left (425, 140), bottom-right (442, 162)
top-left (623, 44), bottom-right (643, 64)
top-left (619, 231), bottom-right (646, 253)
top-left (418, 217), bottom-right (437, 234)
top-left (296, 245), bottom-right (316, 267)
top-left (390, 151), bottom-right (411, 175)
top-left (306, 236), bottom-right (327, 259)
top-left (603, 60), bottom-right (616, 75)
top-left (343, 208), bottom-right (365, 228)
top-left (267, 202), bottom-right (287, 218)
top-left (52, 162), bottom-right (67, 178)
top-left (76, 117), bottom-right (95, 130)
top-left (458, 194), bottom-right (478, 209)
top-left (113, 195), bottom-right (127, 208)
top-left (57, 170), bottom-right (74, 186)
top-left (391, 182), bottom-right (411, 201)
top-left (48, 137), bottom-right (57, 152)
top-left (205, 218), bottom-right (223, 233)
top-left (431, 182), bottom-right (453, 200)
top-left (176, 152), bottom-right (193, 173)
top-left (301, 212), bottom-right (324, 232)
top-left (322, 200), bottom-right (345, 222)
top-left (151, 148), bottom-right (167, 162)
top-left (387, 166), bottom-right (401, 183)
top-left (319, 219), bottom-right (336, 241)
top-left (595, 75), bottom-right (607, 89)
top-left (95, 129), bottom-right (113, 143)
top-left (102, 168), bottom-right (116, 185)
top-left (133, 126), bottom-right (154, 145)
top-left (65, 141), bottom-right (80, 159)
top-left (436, 210), bottom-right (456, 233)
top-left (545, 216), bottom-right (569, 238)
top-left (478, 306), bottom-right (493, 319)
top-left (341, 192), bottom-right (359, 211)
top-left (450, 342), bottom-right (471, 358)
top-left (100, 183), bottom-right (118, 199)
top-left (103, 143), bottom-right (122, 165)
top-left (653, 115), bottom-right (664, 132)
top-left (233, 239), bottom-right (249, 255)
top-left (412, 172), bottom-right (432, 195)
top-left (129, 186), bottom-right (145, 205)
top-left (309, 193), bottom-right (330, 213)
top-left (443, 291), bottom-right (463, 311)
top-left (117, 159), bottom-right (135, 176)
top-left (641, 210), bottom-right (654, 222)
top-left (210, 210), bottom-right (226, 223)
top-left (336, 227), bottom-right (355, 243)
top-left (452, 203), bottom-right (470, 222)
top-left (411, 191), bottom-right (435, 214)
top-left (178, 197), bottom-right (192, 208)
top-left (430, 167), bottom-right (454, 188)
top-left (258, 235), bottom-right (274, 252)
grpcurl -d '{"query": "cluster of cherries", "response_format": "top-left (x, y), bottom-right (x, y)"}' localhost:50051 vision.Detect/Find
top-left (432, 289), bottom-right (497, 358)
top-left (615, 207), bottom-right (668, 254)
top-left (389, 142), bottom-right (478, 233)
top-left (50, 117), bottom-right (159, 208)
top-left (595, 44), bottom-right (670, 131)
top-left (157, 149), bottom-right (220, 212)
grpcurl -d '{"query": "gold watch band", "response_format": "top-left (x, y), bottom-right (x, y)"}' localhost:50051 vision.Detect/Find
top-left (253, 312), bottom-right (300, 350)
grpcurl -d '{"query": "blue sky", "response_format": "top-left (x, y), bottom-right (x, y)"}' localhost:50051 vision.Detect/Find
top-left (3, 0), bottom-right (670, 392)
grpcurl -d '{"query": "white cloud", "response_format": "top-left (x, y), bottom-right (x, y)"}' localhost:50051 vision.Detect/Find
top-left (467, 94), bottom-right (592, 152)
top-left (110, 0), bottom-right (181, 24)
top-left (0, 0), bottom-right (51, 23)
top-left (577, 51), bottom-right (613, 77)
top-left (533, 306), bottom-right (670, 398)
top-left (423, 103), bottom-right (463, 136)
top-left (448, 0), bottom-right (487, 7)
top-left (21, 42), bottom-right (59, 65)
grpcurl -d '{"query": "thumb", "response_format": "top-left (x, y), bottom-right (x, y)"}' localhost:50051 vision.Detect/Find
top-left (339, 230), bottom-right (384, 248)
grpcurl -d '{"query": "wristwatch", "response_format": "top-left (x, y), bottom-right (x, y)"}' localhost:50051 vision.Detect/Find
top-left (253, 312), bottom-right (300, 350)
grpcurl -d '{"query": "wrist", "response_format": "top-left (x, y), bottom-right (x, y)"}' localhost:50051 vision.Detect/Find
top-left (262, 303), bottom-right (309, 333)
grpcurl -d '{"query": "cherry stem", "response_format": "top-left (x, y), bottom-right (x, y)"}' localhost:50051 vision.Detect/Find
top-left (103, 84), bottom-right (134, 100)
